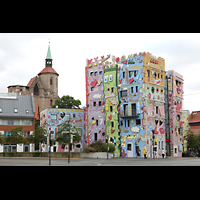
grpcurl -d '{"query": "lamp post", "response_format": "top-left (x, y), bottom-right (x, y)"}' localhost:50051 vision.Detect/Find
top-left (107, 134), bottom-right (109, 160)
top-left (152, 130), bottom-right (155, 159)
top-left (68, 126), bottom-right (71, 163)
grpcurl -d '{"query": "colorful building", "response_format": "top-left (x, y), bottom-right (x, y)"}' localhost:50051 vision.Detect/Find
top-left (84, 52), bottom-right (188, 158)
top-left (103, 64), bottom-right (120, 157)
top-left (85, 55), bottom-right (111, 145)
top-left (165, 70), bottom-right (184, 157)
top-left (181, 110), bottom-right (190, 152)
top-left (40, 107), bottom-right (86, 152)
top-left (118, 52), bottom-right (166, 158)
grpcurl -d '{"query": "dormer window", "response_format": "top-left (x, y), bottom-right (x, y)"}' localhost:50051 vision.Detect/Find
top-left (14, 108), bottom-right (18, 113)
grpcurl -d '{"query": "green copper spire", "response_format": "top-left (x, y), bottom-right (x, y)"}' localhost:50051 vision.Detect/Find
top-left (46, 42), bottom-right (52, 59)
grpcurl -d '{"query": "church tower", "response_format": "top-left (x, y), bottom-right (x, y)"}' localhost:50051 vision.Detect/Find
top-left (7, 42), bottom-right (59, 115)
top-left (36, 42), bottom-right (59, 111)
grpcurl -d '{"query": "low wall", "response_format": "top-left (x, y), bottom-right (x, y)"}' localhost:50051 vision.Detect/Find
top-left (80, 152), bottom-right (113, 159)
top-left (0, 152), bottom-right (114, 159)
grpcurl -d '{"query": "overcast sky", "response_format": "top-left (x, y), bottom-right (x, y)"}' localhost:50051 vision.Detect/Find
top-left (0, 33), bottom-right (199, 113)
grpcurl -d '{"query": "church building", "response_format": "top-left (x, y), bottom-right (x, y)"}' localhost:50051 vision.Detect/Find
top-left (7, 43), bottom-right (59, 116)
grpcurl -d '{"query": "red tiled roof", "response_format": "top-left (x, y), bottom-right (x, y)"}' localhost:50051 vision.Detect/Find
top-left (38, 67), bottom-right (59, 75)
top-left (27, 77), bottom-right (36, 87)
top-left (189, 111), bottom-right (200, 123)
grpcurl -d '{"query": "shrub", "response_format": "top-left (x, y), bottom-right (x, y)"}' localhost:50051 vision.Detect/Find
top-left (83, 140), bottom-right (116, 153)
top-left (83, 147), bottom-right (96, 153)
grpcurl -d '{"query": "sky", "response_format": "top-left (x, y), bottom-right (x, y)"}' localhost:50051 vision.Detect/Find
top-left (0, 33), bottom-right (200, 113)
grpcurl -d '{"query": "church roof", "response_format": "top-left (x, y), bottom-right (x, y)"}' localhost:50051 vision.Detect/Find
top-left (27, 77), bottom-right (36, 87)
top-left (46, 43), bottom-right (52, 59)
top-left (38, 67), bottom-right (59, 75)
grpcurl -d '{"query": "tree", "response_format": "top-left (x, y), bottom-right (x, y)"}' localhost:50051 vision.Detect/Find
top-left (56, 118), bottom-right (82, 149)
top-left (0, 132), bottom-right (4, 145)
top-left (184, 130), bottom-right (200, 149)
top-left (4, 126), bottom-right (26, 153)
top-left (52, 95), bottom-right (81, 109)
top-left (27, 123), bottom-right (47, 151)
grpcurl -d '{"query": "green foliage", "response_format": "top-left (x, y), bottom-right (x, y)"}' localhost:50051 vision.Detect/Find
top-left (4, 126), bottom-right (26, 145)
top-left (184, 130), bottom-right (200, 149)
top-left (83, 147), bottom-right (96, 153)
top-left (83, 140), bottom-right (115, 153)
top-left (27, 124), bottom-right (47, 150)
top-left (103, 142), bottom-right (116, 153)
top-left (0, 132), bottom-right (4, 144)
top-left (56, 118), bottom-right (81, 145)
top-left (52, 95), bottom-right (81, 109)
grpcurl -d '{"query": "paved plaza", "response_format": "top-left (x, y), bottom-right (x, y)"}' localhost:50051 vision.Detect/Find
top-left (0, 157), bottom-right (200, 166)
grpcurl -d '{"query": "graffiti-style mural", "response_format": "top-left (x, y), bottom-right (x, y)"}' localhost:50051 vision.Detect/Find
top-left (181, 110), bottom-right (189, 152)
top-left (118, 53), bottom-right (145, 157)
top-left (40, 108), bottom-right (86, 152)
top-left (103, 64), bottom-right (120, 157)
top-left (166, 70), bottom-right (184, 157)
top-left (85, 55), bottom-right (111, 145)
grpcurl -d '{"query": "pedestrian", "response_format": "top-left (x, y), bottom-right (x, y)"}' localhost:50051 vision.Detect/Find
top-left (144, 148), bottom-right (147, 159)
top-left (138, 148), bottom-right (141, 159)
top-left (162, 148), bottom-right (165, 159)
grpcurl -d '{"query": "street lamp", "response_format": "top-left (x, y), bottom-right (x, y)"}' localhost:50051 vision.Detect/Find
top-left (107, 134), bottom-right (109, 160)
top-left (152, 130), bottom-right (155, 159)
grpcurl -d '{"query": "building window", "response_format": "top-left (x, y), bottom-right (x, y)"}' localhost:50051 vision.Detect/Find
top-left (93, 101), bottom-right (96, 106)
top-left (129, 71), bottom-right (133, 77)
top-left (111, 121), bottom-right (114, 128)
top-left (111, 87), bottom-right (114, 93)
top-left (134, 70), bottom-right (138, 77)
top-left (50, 77), bottom-right (53, 85)
top-left (96, 120), bottom-right (98, 126)
top-left (127, 119), bottom-right (129, 127)
top-left (91, 87), bottom-right (94, 91)
top-left (50, 99), bottom-right (52, 107)
top-left (147, 70), bottom-right (149, 77)
top-left (0, 108), bottom-right (2, 113)
top-left (121, 120), bottom-right (123, 126)
top-left (73, 114), bottom-right (76, 118)
top-left (136, 86), bottom-right (138, 93)
top-left (156, 106), bottom-right (158, 114)
top-left (99, 71), bottom-right (102, 75)
top-left (94, 133), bottom-right (97, 141)
top-left (110, 106), bottom-right (113, 112)
top-left (120, 90), bottom-right (127, 97)
top-left (136, 119), bottom-right (141, 125)
top-left (131, 87), bottom-right (133, 93)
top-left (123, 71), bottom-right (125, 78)
top-left (14, 108), bottom-right (18, 113)
top-left (34, 84), bottom-right (39, 95)
top-left (8, 120), bottom-right (14, 125)
top-left (99, 101), bottom-right (101, 106)
top-left (90, 71), bottom-right (93, 76)
top-left (94, 71), bottom-right (98, 76)
top-left (51, 114), bottom-right (57, 120)
top-left (127, 143), bottom-right (131, 151)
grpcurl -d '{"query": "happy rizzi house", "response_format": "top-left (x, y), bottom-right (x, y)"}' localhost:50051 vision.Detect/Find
top-left (85, 52), bottom-right (187, 158)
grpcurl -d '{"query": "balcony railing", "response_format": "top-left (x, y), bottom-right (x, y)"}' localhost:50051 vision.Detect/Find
top-left (119, 109), bottom-right (139, 118)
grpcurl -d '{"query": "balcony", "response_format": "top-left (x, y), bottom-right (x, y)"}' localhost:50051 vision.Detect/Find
top-left (119, 108), bottom-right (139, 118)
